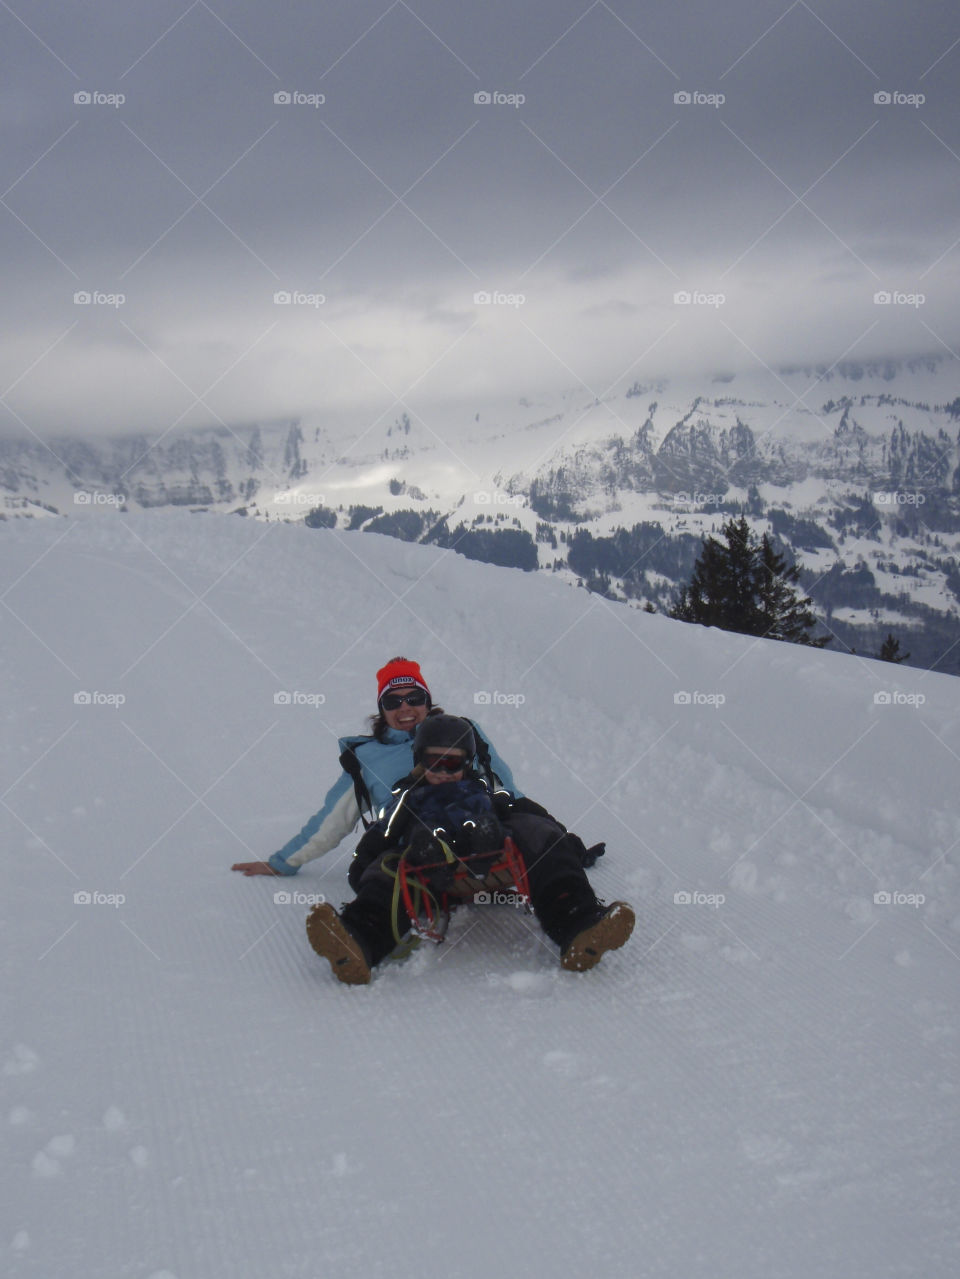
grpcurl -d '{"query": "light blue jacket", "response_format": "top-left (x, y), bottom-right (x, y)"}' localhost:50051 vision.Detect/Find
top-left (268, 722), bottom-right (519, 875)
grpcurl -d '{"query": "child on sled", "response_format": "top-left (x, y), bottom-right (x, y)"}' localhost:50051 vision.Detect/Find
top-left (306, 715), bottom-right (634, 984)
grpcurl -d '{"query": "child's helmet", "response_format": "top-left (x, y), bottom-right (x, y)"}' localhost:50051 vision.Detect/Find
top-left (413, 715), bottom-right (476, 764)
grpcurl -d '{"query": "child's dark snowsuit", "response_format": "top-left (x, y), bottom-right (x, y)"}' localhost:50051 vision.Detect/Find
top-left (338, 774), bottom-right (608, 966)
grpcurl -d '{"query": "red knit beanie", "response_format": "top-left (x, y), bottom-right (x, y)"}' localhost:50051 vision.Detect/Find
top-left (376, 658), bottom-right (431, 704)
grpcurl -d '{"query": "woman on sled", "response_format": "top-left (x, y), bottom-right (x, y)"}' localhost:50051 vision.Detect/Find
top-left (233, 658), bottom-right (634, 984)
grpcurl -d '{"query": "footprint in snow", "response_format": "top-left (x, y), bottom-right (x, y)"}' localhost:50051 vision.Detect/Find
top-left (129, 1146), bottom-right (150, 1168)
top-left (31, 1134), bottom-right (76, 1176)
top-left (31, 1151), bottom-right (60, 1178)
top-left (843, 897), bottom-right (874, 925)
top-left (11, 1231), bottom-right (30, 1252)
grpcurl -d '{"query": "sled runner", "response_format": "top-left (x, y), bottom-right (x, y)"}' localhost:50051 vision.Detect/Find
top-left (383, 835), bottom-right (531, 944)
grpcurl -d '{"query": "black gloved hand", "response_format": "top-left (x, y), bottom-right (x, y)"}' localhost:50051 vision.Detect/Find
top-left (581, 842), bottom-right (605, 867)
top-left (404, 828), bottom-right (447, 868)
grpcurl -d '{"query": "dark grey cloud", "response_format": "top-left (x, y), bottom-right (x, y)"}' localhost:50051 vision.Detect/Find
top-left (2, 0), bottom-right (958, 436)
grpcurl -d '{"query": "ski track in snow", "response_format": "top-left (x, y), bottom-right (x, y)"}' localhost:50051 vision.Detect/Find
top-left (2, 512), bottom-right (959, 1278)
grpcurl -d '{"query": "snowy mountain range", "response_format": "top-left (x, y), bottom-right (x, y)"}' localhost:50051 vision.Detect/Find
top-left (3, 354), bottom-right (959, 670)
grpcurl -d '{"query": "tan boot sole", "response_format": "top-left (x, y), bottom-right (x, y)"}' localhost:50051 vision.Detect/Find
top-left (561, 902), bottom-right (636, 972)
top-left (305, 903), bottom-right (371, 985)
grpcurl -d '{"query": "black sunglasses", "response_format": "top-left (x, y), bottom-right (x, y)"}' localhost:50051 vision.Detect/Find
top-left (380, 689), bottom-right (429, 710)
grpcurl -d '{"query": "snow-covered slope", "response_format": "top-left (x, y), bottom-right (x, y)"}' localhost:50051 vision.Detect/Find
top-left (3, 511), bottom-right (959, 1278)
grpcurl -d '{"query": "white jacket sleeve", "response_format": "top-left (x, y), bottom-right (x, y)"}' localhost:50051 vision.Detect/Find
top-left (284, 787), bottom-right (361, 869)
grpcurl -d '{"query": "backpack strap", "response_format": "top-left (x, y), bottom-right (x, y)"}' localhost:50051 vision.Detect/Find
top-left (464, 719), bottom-right (503, 792)
top-left (338, 737), bottom-right (376, 829)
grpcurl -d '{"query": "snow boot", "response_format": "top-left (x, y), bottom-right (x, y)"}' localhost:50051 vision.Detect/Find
top-left (305, 903), bottom-right (373, 985)
top-left (559, 901), bottom-right (635, 971)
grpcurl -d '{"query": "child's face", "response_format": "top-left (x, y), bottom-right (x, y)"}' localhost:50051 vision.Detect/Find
top-left (423, 750), bottom-right (466, 784)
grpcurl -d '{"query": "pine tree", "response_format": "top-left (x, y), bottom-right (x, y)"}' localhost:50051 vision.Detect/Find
top-left (669, 517), bottom-right (829, 647)
top-left (756, 535), bottom-right (828, 646)
top-left (670, 517), bottom-right (761, 633)
top-left (878, 633), bottom-right (909, 663)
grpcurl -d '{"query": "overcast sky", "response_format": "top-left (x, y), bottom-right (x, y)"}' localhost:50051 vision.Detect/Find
top-left (2, 0), bottom-right (958, 437)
